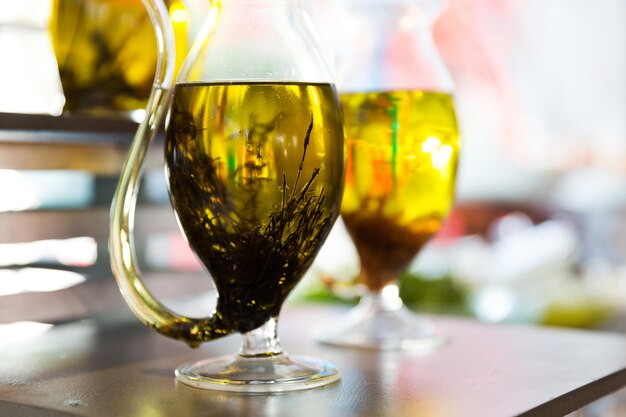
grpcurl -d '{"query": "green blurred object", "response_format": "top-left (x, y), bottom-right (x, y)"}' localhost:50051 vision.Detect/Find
top-left (298, 272), bottom-right (471, 316)
top-left (298, 271), bottom-right (616, 329)
top-left (399, 273), bottom-right (471, 316)
top-left (541, 298), bottom-right (615, 329)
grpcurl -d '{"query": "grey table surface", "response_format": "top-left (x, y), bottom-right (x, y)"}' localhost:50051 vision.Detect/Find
top-left (0, 304), bottom-right (625, 417)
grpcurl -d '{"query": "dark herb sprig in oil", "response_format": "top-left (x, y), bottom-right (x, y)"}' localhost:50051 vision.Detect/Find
top-left (167, 111), bottom-right (332, 334)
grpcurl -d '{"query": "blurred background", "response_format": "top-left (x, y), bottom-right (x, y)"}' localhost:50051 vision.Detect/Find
top-left (0, 0), bottom-right (624, 414)
top-left (308, 0), bottom-right (626, 329)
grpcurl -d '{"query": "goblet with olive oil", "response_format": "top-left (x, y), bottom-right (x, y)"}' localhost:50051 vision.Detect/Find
top-left (165, 81), bottom-right (345, 336)
top-left (341, 90), bottom-right (459, 291)
top-left (316, 89), bottom-right (459, 350)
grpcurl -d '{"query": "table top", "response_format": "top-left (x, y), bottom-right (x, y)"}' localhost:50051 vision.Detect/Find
top-left (0, 304), bottom-right (625, 417)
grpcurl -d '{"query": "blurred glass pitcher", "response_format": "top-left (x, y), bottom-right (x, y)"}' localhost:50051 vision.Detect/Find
top-left (50, 0), bottom-right (188, 117)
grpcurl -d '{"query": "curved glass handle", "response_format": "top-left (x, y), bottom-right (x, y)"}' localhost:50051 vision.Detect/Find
top-left (109, 0), bottom-right (228, 348)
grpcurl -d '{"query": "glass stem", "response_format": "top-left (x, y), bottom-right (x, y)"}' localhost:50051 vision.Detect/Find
top-left (239, 317), bottom-right (283, 358)
top-left (359, 282), bottom-right (404, 313)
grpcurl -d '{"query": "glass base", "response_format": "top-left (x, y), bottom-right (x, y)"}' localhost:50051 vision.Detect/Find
top-left (315, 289), bottom-right (448, 351)
top-left (175, 353), bottom-right (341, 393)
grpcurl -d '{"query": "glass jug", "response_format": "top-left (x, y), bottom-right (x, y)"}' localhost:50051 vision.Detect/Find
top-left (110, 0), bottom-right (344, 392)
top-left (315, 0), bottom-right (460, 350)
top-left (50, 0), bottom-right (188, 117)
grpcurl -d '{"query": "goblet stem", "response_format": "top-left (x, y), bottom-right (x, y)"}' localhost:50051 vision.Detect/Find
top-left (175, 316), bottom-right (340, 392)
top-left (358, 282), bottom-right (404, 313)
top-left (239, 317), bottom-right (283, 357)
top-left (315, 280), bottom-right (447, 351)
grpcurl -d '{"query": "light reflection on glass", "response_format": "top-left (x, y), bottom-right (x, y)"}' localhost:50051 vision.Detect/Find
top-left (420, 136), bottom-right (441, 153)
top-left (432, 144), bottom-right (453, 170)
top-left (170, 5), bottom-right (189, 25)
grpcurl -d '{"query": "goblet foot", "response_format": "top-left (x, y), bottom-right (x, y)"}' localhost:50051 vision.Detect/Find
top-left (315, 286), bottom-right (447, 351)
top-left (175, 353), bottom-right (340, 393)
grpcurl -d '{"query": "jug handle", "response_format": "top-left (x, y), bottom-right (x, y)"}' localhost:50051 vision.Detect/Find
top-left (109, 0), bottom-right (229, 348)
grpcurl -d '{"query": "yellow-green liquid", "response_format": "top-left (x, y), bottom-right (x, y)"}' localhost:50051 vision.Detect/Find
top-left (340, 90), bottom-right (459, 290)
top-left (166, 82), bottom-right (344, 333)
top-left (50, 0), bottom-right (188, 114)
